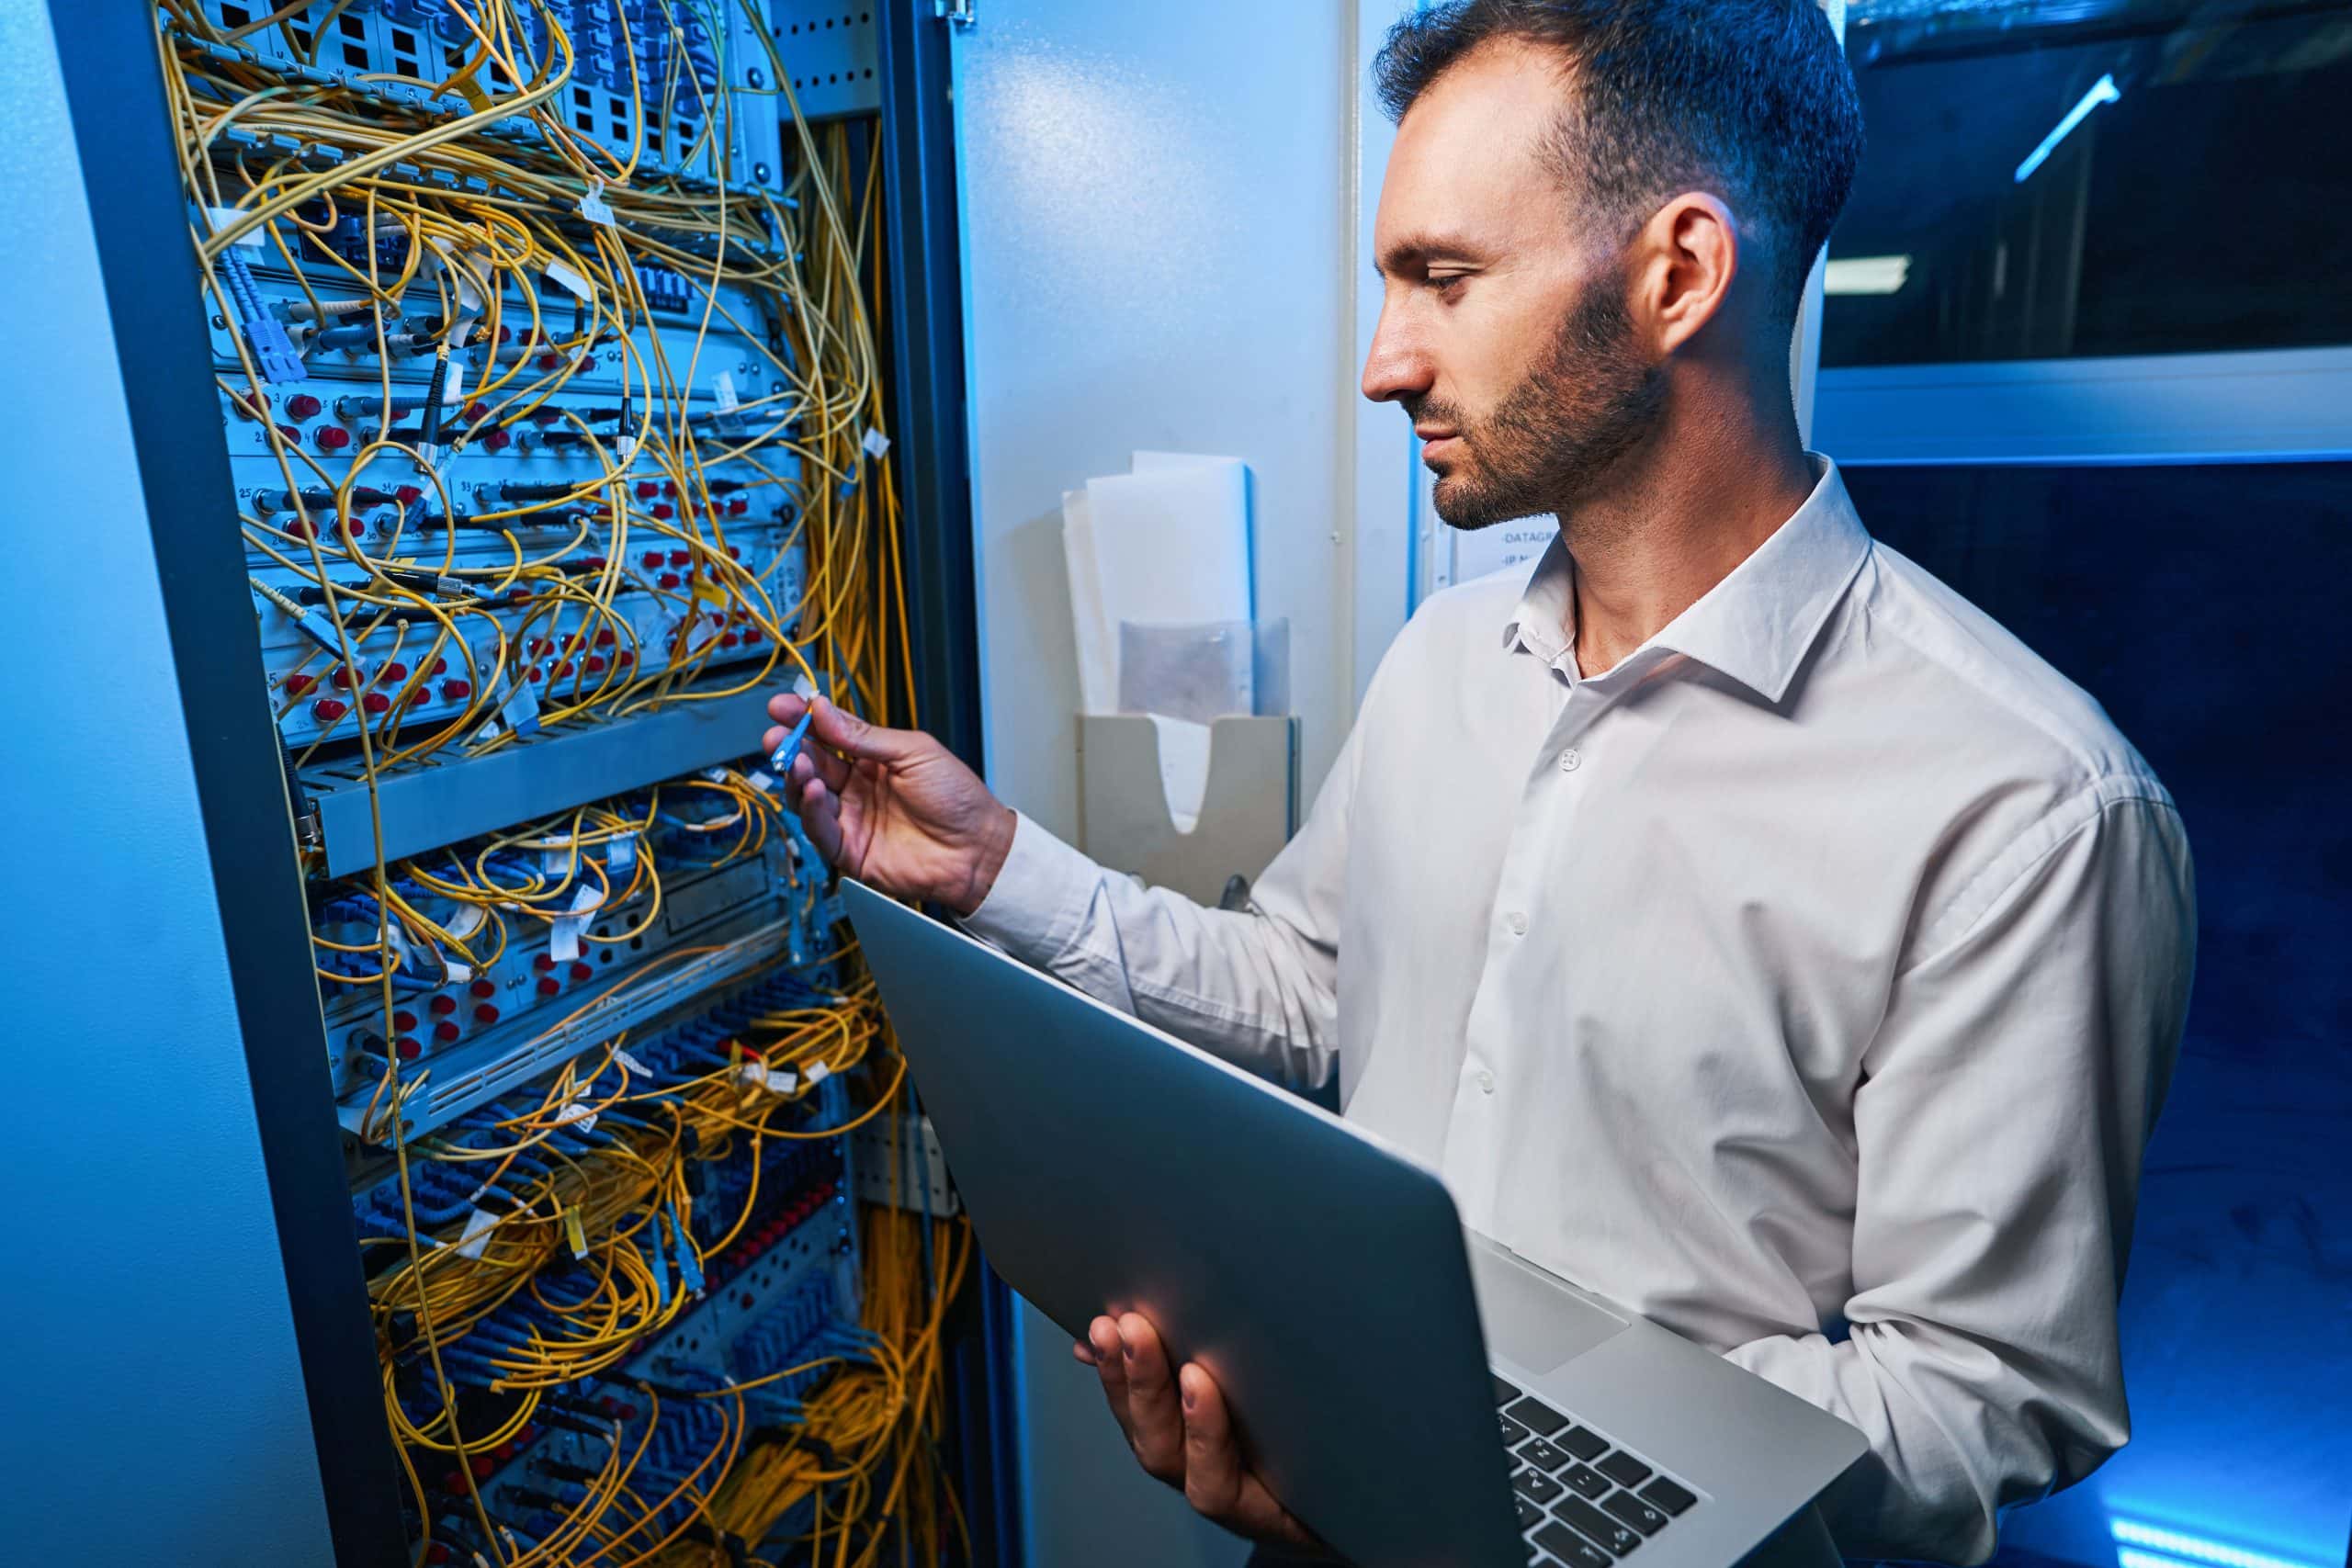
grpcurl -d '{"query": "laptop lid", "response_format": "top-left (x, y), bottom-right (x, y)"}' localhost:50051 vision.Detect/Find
top-left (842, 879), bottom-right (1524, 1568)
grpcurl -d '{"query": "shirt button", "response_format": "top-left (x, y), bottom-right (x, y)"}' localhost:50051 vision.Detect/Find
top-left (1505, 910), bottom-right (1528, 936)
top-left (1476, 1069), bottom-right (1496, 1094)
top-left (1558, 749), bottom-right (1582, 773)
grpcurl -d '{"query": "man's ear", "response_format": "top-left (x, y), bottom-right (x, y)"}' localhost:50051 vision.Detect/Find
top-left (1632, 193), bottom-right (1739, 355)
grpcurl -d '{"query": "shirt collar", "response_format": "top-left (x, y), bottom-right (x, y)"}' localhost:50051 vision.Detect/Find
top-left (1501, 456), bottom-right (1871, 705)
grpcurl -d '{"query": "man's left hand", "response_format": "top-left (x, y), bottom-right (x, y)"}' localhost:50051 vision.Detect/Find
top-left (1076, 1312), bottom-right (1328, 1553)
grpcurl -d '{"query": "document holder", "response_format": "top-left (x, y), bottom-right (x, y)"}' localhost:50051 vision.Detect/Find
top-left (1076, 715), bottom-right (1301, 906)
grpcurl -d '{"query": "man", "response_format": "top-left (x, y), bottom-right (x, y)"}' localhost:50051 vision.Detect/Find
top-left (766, 0), bottom-right (2196, 1559)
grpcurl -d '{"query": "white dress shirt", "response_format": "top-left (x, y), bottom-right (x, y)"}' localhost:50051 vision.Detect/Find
top-left (967, 459), bottom-right (2195, 1562)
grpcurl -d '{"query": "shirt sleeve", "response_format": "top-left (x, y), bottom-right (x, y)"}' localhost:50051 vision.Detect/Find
top-left (959, 717), bottom-right (1364, 1091)
top-left (1724, 788), bottom-right (2195, 1562)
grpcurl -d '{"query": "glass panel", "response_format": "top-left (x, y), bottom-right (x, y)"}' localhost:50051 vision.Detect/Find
top-left (1824, 1), bottom-right (2352, 366)
top-left (1841, 459), bottom-right (2351, 1552)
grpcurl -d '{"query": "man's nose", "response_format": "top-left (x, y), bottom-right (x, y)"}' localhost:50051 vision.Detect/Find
top-left (1361, 303), bottom-right (1432, 406)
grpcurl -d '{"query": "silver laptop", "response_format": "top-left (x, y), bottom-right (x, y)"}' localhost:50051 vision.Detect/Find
top-left (841, 878), bottom-right (1864, 1568)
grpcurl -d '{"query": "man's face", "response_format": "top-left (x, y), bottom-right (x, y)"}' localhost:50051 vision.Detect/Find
top-left (1363, 45), bottom-right (1667, 529)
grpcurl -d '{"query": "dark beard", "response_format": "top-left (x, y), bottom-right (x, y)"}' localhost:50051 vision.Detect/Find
top-left (1412, 270), bottom-right (1668, 531)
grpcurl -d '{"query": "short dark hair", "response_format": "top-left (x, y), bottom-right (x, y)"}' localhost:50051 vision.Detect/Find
top-left (1373, 0), bottom-right (1863, 320)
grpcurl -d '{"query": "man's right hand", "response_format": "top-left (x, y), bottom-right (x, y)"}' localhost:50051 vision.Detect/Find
top-left (763, 692), bottom-right (1017, 917)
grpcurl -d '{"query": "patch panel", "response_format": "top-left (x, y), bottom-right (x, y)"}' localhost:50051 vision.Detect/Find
top-left (145, 2), bottom-right (968, 1558)
top-left (191, 0), bottom-right (794, 194)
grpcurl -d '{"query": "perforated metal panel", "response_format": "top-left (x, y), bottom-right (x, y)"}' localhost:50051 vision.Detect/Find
top-left (770, 1), bottom-right (881, 120)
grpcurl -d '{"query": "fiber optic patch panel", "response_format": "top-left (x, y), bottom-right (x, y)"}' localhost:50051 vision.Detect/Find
top-left (135, 3), bottom-right (974, 1558)
top-left (194, 0), bottom-right (789, 193)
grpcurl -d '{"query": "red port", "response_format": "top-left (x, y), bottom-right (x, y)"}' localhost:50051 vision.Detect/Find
top-left (537, 977), bottom-right (560, 997)
top-left (728, 546), bottom-right (742, 559)
top-left (469, 979), bottom-right (495, 998)
top-left (329, 665), bottom-right (356, 690)
top-left (431, 659), bottom-right (448, 675)
top-left (657, 572), bottom-right (680, 591)
top-left (434, 1021), bottom-right (459, 1043)
top-left (283, 673), bottom-right (316, 696)
top-left (584, 656), bottom-right (606, 673)
top-left (640, 552), bottom-right (664, 570)
top-left (382, 661), bottom-right (408, 682)
top-left (507, 587), bottom-right (531, 603)
top-left (594, 629), bottom-right (616, 647)
top-left (474, 1003), bottom-right (500, 1025)
top-left (463, 400), bottom-right (489, 422)
top-left (662, 480), bottom-right (677, 495)
top-left (534, 954), bottom-right (555, 973)
top-left (393, 1010), bottom-right (416, 1032)
top-left (481, 427), bottom-right (512, 452)
top-left (430, 995), bottom-right (457, 1016)
top-left (525, 638), bottom-right (545, 656)
top-left (284, 517), bottom-right (313, 539)
top-left (284, 393), bottom-right (322, 420)
top-left (536, 352), bottom-right (562, 371)
top-left (668, 549), bottom-right (690, 568)
top-left (710, 611), bottom-right (727, 626)
top-left (396, 1038), bottom-right (421, 1060)
top-left (617, 650), bottom-right (635, 664)
top-left (361, 692), bottom-right (391, 715)
top-left (276, 423), bottom-right (302, 446)
top-left (635, 481), bottom-right (661, 500)
top-left (469, 1453), bottom-right (495, 1479)
top-left (743, 628), bottom-right (763, 644)
top-left (570, 962), bottom-right (594, 982)
top-left (553, 661), bottom-right (574, 678)
top-left (528, 666), bottom-right (547, 682)
top-left (497, 327), bottom-right (513, 344)
top-left (441, 680), bottom-right (470, 700)
top-left (719, 634), bottom-right (739, 649)
top-left (314, 424), bottom-right (351, 452)
top-left (394, 484), bottom-right (423, 506)
top-left (650, 503), bottom-right (673, 521)
top-left (311, 698), bottom-right (347, 721)
top-left (728, 498), bottom-right (748, 516)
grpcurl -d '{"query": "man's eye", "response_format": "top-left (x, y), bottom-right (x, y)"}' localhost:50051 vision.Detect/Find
top-left (1430, 273), bottom-right (1470, 293)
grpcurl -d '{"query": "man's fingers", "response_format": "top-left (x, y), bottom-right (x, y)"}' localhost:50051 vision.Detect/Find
top-left (1072, 1338), bottom-right (1099, 1367)
top-left (808, 695), bottom-right (920, 763)
top-left (1087, 1317), bottom-right (1135, 1444)
top-left (791, 736), bottom-right (851, 795)
top-left (1180, 1364), bottom-right (1322, 1548)
top-left (1117, 1313), bottom-right (1185, 1483)
top-left (796, 777), bottom-right (847, 867)
top-left (1178, 1363), bottom-right (1244, 1520)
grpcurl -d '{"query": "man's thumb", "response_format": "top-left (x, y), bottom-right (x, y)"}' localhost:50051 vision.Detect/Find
top-left (809, 696), bottom-right (917, 762)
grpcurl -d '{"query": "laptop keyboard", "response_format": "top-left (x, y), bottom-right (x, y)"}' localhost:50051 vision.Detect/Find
top-left (1494, 1375), bottom-right (1701, 1565)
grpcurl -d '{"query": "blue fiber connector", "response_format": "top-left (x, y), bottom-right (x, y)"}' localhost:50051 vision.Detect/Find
top-left (220, 252), bottom-right (307, 385)
top-left (765, 705), bottom-right (815, 782)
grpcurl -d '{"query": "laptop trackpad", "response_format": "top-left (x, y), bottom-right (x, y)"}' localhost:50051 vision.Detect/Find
top-left (1468, 1241), bottom-right (1628, 1374)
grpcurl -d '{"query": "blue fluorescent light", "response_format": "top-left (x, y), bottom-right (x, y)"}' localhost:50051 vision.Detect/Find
top-left (2014, 73), bottom-right (2121, 184)
top-left (2112, 1519), bottom-right (2328, 1568)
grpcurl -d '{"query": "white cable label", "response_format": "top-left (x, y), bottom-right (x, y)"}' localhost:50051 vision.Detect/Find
top-left (804, 1061), bottom-right (831, 1085)
top-left (579, 179), bottom-right (615, 225)
top-left (861, 426), bottom-right (890, 458)
top-left (746, 770), bottom-right (776, 797)
top-left (544, 258), bottom-right (595, 302)
top-left (607, 832), bottom-right (637, 869)
top-left (548, 881), bottom-right (600, 963)
top-left (208, 206), bottom-right (266, 249)
top-left (550, 1084), bottom-right (597, 1133)
top-left (446, 903), bottom-right (488, 942)
top-left (444, 359), bottom-right (467, 406)
top-left (615, 1047), bottom-right (652, 1077)
top-left (714, 371), bottom-right (740, 413)
top-left (499, 675), bottom-right (540, 735)
top-left (455, 1205), bottom-right (499, 1260)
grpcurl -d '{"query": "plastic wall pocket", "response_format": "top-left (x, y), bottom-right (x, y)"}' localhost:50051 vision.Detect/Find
top-left (1077, 714), bottom-right (1299, 907)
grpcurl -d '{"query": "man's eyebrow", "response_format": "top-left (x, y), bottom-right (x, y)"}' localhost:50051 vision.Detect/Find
top-left (1373, 231), bottom-right (1483, 278)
